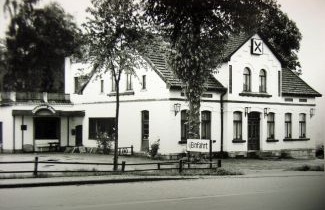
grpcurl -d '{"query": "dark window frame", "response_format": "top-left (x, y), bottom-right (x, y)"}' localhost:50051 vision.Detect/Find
top-left (299, 113), bottom-right (306, 138)
top-left (233, 111), bottom-right (242, 140)
top-left (100, 80), bottom-right (104, 93)
top-left (142, 75), bottom-right (146, 90)
top-left (267, 113), bottom-right (275, 139)
top-left (201, 111), bottom-right (211, 139)
top-left (181, 110), bottom-right (189, 141)
top-left (259, 69), bottom-right (267, 93)
top-left (285, 113), bottom-right (292, 138)
top-left (126, 73), bottom-right (133, 91)
top-left (89, 118), bottom-right (115, 139)
top-left (243, 68), bottom-right (251, 92)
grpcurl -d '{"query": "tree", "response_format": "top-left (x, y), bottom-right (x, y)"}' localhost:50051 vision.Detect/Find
top-left (84, 0), bottom-right (148, 171)
top-left (144, 0), bottom-right (301, 139)
top-left (3, 0), bottom-right (82, 92)
top-left (257, 2), bottom-right (302, 69)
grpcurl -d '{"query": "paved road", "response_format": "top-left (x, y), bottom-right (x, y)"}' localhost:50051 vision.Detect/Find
top-left (0, 175), bottom-right (324, 210)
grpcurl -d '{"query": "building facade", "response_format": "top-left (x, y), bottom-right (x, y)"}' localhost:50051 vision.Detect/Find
top-left (0, 33), bottom-right (321, 158)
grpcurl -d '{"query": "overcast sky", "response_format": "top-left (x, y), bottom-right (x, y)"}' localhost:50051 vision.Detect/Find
top-left (0, 0), bottom-right (324, 144)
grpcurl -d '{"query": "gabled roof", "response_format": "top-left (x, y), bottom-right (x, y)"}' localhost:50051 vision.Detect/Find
top-left (282, 68), bottom-right (321, 97)
top-left (145, 50), bottom-right (225, 92)
top-left (222, 32), bottom-right (285, 64)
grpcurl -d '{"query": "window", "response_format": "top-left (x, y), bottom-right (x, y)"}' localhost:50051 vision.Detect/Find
top-left (299, 99), bottom-right (307, 102)
top-left (141, 111), bottom-right (149, 140)
top-left (181, 110), bottom-right (189, 141)
top-left (89, 118), bottom-right (115, 139)
top-left (285, 113), bottom-right (292, 138)
top-left (100, 80), bottom-right (104, 93)
top-left (233, 112), bottom-right (242, 140)
top-left (142, 75), bottom-right (146, 90)
top-left (285, 98), bottom-right (293, 102)
top-left (267, 113), bottom-right (275, 139)
top-left (259, 69), bottom-right (266, 92)
top-left (111, 77), bottom-right (116, 92)
top-left (126, 73), bottom-right (132, 90)
top-left (243, 68), bottom-right (251, 92)
top-left (201, 111), bottom-right (211, 139)
top-left (299, 113), bottom-right (306, 138)
top-left (34, 117), bottom-right (60, 139)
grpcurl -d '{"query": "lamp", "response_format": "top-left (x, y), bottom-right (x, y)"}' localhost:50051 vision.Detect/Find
top-left (264, 108), bottom-right (270, 118)
top-left (245, 107), bottom-right (251, 117)
top-left (174, 103), bottom-right (181, 116)
top-left (310, 108), bottom-right (315, 118)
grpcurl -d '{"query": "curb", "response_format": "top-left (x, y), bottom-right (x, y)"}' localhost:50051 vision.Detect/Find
top-left (0, 177), bottom-right (192, 189)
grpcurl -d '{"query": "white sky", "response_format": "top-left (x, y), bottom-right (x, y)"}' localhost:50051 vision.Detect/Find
top-left (0, 0), bottom-right (324, 144)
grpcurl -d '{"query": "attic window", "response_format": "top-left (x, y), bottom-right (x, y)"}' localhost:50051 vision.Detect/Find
top-left (285, 98), bottom-right (293, 102)
top-left (299, 98), bottom-right (307, 102)
top-left (251, 38), bottom-right (263, 55)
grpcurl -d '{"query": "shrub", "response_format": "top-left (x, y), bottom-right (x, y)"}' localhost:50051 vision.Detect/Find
top-left (148, 139), bottom-right (160, 158)
top-left (96, 132), bottom-right (114, 154)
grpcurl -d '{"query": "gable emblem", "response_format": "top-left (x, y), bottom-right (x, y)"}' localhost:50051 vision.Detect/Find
top-left (251, 38), bottom-right (263, 55)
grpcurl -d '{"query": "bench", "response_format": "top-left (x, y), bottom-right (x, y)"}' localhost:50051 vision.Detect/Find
top-left (35, 141), bottom-right (60, 152)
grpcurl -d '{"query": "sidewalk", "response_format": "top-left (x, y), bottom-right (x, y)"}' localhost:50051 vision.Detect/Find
top-left (0, 169), bottom-right (323, 189)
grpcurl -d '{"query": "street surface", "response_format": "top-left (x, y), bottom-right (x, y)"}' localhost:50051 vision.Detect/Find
top-left (0, 175), bottom-right (324, 210)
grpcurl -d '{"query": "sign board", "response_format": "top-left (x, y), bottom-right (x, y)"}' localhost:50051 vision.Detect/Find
top-left (251, 38), bottom-right (263, 55)
top-left (186, 139), bottom-right (210, 153)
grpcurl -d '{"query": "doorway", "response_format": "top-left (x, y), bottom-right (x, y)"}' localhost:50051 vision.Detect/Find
top-left (247, 112), bottom-right (260, 151)
top-left (75, 125), bottom-right (83, 146)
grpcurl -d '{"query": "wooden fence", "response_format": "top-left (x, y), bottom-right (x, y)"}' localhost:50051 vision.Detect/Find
top-left (0, 157), bottom-right (222, 177)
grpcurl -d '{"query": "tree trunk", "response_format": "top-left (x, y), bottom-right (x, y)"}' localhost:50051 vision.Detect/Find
top-left (113, 81), bottom-right (119, 171)
top-left (186, 84), bottom-right (201, 139)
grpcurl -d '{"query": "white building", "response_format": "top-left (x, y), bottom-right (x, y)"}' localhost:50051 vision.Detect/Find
top-left (0, 33), bottom-right (321, 158)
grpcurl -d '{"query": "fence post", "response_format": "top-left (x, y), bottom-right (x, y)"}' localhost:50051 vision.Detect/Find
top-left (178, 159), bottom-right (183, 173)
top-left (131, 145), bottom-right (133, 155)
top-left (33, 156), bottom-right (38, 177)
top-left (157, 162), bottom-right (160, 170)
top-left (121, 161), bottom-right (126, 172)
top-left (217, 159), bottom-right (222, 168)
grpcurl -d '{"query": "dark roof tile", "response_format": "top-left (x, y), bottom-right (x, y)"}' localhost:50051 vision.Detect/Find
top-left (282, 68), bottom-right (321, 97)
top-left (145, 50), bottom-right (225, 91)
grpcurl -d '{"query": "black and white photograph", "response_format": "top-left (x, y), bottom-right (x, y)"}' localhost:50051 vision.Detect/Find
top-left (0, 0), bottom-right (324, 209)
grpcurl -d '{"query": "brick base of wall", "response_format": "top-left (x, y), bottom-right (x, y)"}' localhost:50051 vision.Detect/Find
top-left (227, 149), bottom-right (315, 159)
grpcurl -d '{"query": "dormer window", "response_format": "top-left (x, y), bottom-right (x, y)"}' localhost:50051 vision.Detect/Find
top-left (259, 69), bottom-right (267, 93)
top-left (243, 67), bottom-right (251, 92)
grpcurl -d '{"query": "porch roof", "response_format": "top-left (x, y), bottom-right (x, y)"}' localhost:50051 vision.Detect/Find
top-left (12, 110), bottom-right (85, 117)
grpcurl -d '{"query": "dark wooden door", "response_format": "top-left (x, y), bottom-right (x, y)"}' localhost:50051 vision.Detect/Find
top-left (248, 112), bottom-right (260, 150)
top-left (75, 125), bottom-right (83, 146)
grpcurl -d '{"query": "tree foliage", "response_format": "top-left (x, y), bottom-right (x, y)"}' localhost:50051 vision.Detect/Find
top-left (144, 0), bottom-right (301, 139)
top-left (3, 0), bottom-right (82, 92)
top-left (84, 0), bottom-right (149, 170)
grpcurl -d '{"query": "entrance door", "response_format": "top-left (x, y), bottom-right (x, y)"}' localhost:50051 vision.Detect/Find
top-left (248, 112), bottom-right (260, 150)
top-left (75, 125), bottom-right (83, 146)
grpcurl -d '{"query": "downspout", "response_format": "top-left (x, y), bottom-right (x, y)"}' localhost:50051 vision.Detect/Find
top-left (22, 116), bottom-right (24, 152)
top-left (13, 116), bottom-right (15, 153)
top-left (220, 89), bottom-right (227, 156)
